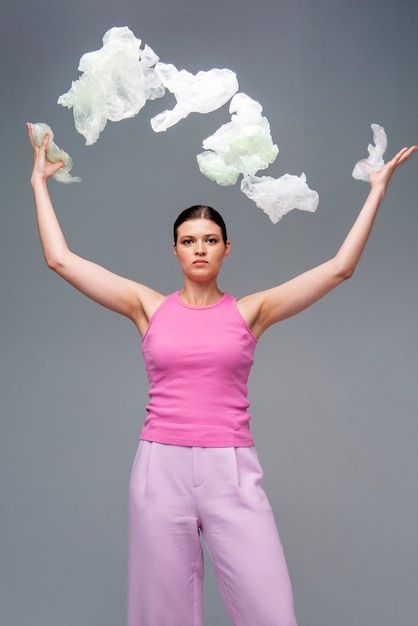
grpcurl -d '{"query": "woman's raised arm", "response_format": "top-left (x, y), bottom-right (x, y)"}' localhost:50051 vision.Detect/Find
top-left (27, 123), bottom-right (164, 334)
top-left (238, 145), bottom-right (417, 338)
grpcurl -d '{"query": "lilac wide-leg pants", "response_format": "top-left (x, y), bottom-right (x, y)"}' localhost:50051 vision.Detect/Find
top-left (127, 441), bottom-right (297, 626)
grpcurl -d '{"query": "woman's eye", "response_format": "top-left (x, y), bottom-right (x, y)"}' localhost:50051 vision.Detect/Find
top-left (207, 238), bottom-right (218, 244)
top-left (182, 239), bottom-right (193, 245)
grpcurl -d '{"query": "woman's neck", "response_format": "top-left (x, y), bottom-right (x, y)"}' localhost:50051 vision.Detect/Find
top-left (178, 281), bottom-right (224, 307)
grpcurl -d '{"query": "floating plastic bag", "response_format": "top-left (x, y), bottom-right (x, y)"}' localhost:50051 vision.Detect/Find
top-left (197, 93), bottom-right (279, 185)
top-left (58, 27), bottom-right (164, 144)
top-left (352, 124), bottom-right (387, 181)
top-left (240, 173), bottom-right (318, 223)
top-left (31, 123), bottom-right (81, 184)
top-left (150, 64), bottom-right (238, 132)
top-left (196, 152), bottom-right (241, 186)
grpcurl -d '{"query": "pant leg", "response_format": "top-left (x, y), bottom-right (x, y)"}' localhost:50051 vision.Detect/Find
top-left (127, 441), bottom-right (204, 626)
top-left (195, 447), bottom-right (297, 626)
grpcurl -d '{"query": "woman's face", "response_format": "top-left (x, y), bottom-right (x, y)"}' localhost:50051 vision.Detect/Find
top-left (173, 218), bottom-right (230, 281)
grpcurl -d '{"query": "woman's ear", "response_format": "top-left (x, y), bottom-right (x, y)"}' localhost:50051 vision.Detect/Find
top-left (224, 240), bottom-right (231, 257)
top-left (173, 243), bottom-right (178, 257)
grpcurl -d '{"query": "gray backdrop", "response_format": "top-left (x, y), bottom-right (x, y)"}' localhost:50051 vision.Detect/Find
top-left (1, 1), bottom-right (417, 625)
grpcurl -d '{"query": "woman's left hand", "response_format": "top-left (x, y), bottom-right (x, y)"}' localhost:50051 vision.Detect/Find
top-left (369, 145), bottom-right (417, 190)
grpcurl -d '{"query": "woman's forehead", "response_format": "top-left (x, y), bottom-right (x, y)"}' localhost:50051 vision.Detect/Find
top-left (176, 218), bottom-right (222, 236)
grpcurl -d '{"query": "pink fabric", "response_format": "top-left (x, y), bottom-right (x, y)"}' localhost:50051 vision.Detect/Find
top-left (128, 441), bottom-right (297, 626)
top-left (140, 292), bottom-right (257, 447)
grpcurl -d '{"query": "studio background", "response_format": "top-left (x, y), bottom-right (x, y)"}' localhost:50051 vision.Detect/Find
top-left (1, 1), bottom-right (417, 625)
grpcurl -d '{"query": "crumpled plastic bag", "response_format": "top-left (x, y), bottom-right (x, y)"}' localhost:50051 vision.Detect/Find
top-left (150, 64), bottom-right (238, 132)
top-left (352, 124), bottom-right (387, 181)
top-left (240, 173), bottom-right (319, 223)
top-left (31, 123), bottom-right (81, 184)
top-left (196, 151), bottom-right (241, 186)
top-left (58, 27), bottom-right (164, 144)
top-left (196, 93), bottom-right (279, 185)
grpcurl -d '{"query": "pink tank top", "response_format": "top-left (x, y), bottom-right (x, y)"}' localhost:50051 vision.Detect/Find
top-left (140, 291), bottom-right (257, 447)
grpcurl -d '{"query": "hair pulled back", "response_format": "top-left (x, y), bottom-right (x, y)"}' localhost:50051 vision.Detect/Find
top-left (173, 205), bottom-right (228, 244)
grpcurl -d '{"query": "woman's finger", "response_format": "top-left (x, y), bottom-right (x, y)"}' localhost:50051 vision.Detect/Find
top-left (396, 145), bottom-right (417, 164)
top-left (27, 122), bottom-right (36, 149)
top-left (390, 145), bottom-right (417, 166)
top-left (51, 160), bottom-right (66, 175)
top-left (41, 133), bottom-right (50, 151)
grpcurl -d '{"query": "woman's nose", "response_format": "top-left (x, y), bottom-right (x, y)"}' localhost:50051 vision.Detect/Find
top-left (195, 241), bottom-right (206, 255)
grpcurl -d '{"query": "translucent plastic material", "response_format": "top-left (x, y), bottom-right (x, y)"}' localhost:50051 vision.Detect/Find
top-left (150, 64), bottom-right (238, 132)
top-left (196, 152), bottom-right (241, 186)
top-left (31, 123), bottom-right (81, 184)
top-left (352, 124), bottom-right (387, 181)
top-left (197, 93), bottom-right (278, 185)
top-left (240, 173), bottom-right (319, 223)
top-left (58, 27), bottom-right (164, 144)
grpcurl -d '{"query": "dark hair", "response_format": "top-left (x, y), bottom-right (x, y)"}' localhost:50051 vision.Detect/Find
top-left (173, 205), bottom-right (228, 244)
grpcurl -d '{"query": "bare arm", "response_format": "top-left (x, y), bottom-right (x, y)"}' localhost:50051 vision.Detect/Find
top-left (238, 146), bottom-right (417, 338)
top-left (27, 123), bottom-right (164, 334)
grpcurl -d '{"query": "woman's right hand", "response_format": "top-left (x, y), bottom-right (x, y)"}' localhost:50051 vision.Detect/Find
top-left (27, 122), bottom-right (66, 184)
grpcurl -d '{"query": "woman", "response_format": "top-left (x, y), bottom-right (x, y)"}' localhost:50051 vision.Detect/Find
top-left (27, 122), bottom-right (416, 626)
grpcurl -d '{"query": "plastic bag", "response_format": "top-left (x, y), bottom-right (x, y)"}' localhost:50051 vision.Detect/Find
top-left (197, 93), bottom-right (278, 184)
top-left (31, 123), bottom-right (81, 184)
top-left (150, 64), bottom-right (238, 132)
top-left (58, 27), bottom-right (164, 144)
top-left (240, 173), bottom-right (318, 223)
top-left (352, 124), bottom-right (387, 181)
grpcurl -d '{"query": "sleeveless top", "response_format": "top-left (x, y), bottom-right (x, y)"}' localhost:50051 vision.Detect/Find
top-left (140, 291), bottom-right (257, 447)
